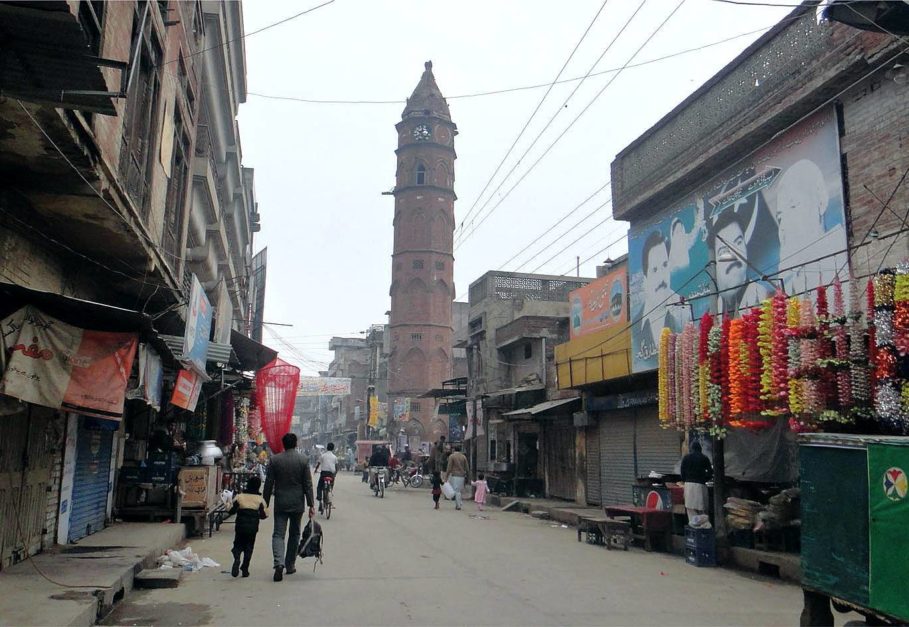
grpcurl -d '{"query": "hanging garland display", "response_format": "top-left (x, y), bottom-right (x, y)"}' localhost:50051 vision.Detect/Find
top-left (657, 268), bottom-right (909, 436)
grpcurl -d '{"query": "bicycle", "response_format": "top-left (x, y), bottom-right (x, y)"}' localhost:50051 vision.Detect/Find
top-left (320, 474), bottom-right (334, 519)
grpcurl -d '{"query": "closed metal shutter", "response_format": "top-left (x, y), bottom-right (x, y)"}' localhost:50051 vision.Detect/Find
top-left (634, 406), bottom-right (681, 477)
top-left (585, 422), bottom-right (601, 506)
top-left (543, 419), bottom-right (575, 501)
top-left (68, 419), bottom-right (113, 543)
top-left (600, 411), bottom-right (635, 505)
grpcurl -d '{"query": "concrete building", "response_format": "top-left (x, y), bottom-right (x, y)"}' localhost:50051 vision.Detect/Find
top-left (459, 271), bottom-right (590, 500)
top-left (326, 336), bottom-right (370, 447)
top-left (387, 61), bottom-right (457, 447)
top-left (0, 0), bottom-right (262, 567)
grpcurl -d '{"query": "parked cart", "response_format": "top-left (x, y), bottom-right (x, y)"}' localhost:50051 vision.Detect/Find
top-left (799, 434), bottom-right (909, 625)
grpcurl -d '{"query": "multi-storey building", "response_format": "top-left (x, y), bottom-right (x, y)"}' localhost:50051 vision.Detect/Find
top-left (0, 0), bottom-right (263, 567)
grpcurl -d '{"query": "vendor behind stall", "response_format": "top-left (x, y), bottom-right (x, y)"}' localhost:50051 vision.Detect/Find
top-left (150, 420), bottom-right (186, 454)
top-left (681, 440), bottom-right (712, 523)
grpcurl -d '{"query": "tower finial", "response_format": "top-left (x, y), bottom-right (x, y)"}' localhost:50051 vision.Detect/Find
top-left (425, 60), bottom-right (432, 71)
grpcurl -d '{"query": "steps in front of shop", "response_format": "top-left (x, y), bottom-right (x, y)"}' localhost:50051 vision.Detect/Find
top-left (0, 521), bottom-right (185, 626)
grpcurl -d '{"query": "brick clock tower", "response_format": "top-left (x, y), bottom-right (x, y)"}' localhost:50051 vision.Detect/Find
top-left (388, 61), bottom-right (457, 445)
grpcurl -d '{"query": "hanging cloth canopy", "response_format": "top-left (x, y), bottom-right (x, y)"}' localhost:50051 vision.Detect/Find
top-left (255, 358), bottom-right (300, 453)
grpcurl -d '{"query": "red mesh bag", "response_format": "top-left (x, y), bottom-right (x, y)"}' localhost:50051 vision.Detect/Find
top-left (255, 358), bottom-right (301, 453)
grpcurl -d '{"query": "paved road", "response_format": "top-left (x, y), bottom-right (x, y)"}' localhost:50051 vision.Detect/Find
top-left (104, 472), bottom-right (810, 626)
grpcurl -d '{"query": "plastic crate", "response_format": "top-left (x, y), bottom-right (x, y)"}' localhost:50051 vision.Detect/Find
top-left (685, 526), bottom-right (716, 551)
top-left (685, 546), bottom-right (717, 567)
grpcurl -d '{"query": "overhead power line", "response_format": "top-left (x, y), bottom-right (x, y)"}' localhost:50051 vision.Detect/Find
top-left (455, 0), bottom-right (611, 234)
top-left (245, 19), bottom-right (797, 106)
top-left (159, 0), bottom-right (336, 68)
top-left (457, 0), bottom-right (645, 245)
top-left (455, 1), bottom-right (687, 250)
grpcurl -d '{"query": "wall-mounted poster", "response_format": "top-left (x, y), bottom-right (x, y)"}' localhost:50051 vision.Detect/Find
top-left (628, 108), bottom-right (848, 372)
top-left (569, 263), bottom-right (627, 339)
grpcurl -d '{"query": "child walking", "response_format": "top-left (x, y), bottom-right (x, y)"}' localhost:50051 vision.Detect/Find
top-left (471, 473), bottom-right (489, 512)
top-left (229, 476), bottom-right (267, 578)
top-left (431, 470), bottom-right (443, 510)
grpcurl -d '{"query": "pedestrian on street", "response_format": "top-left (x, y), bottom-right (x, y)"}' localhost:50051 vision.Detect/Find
top-left (445, 445), bottom-right (469, 511)
top-left (431, 470), bottom-right (443, 510)
top-left (431, 436), bottom-right (446, 473)
top-left (229, 476), bottom-right (267, 578)
top-left (680, 440), bottom-right (713, 523)
top-left (471, 473), bottom-right (488, 512)
top-left (263, 433), bottom-right (315, 582)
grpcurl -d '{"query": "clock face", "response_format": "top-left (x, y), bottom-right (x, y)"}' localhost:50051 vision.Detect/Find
top-left (412, 124), bottom-right (431, 141)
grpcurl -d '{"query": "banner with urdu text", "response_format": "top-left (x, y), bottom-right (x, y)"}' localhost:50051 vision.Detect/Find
top-left (0, 306), bottom-right (138, 420)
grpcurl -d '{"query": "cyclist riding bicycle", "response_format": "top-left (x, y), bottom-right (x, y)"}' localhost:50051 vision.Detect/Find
top-left (314, 442), bottom-right (338, 514)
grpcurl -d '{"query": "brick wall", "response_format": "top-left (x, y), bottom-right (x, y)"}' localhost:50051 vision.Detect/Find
top-left (840, 75), bottom-right (909, 279)
top-left (42, 414), bottom-right (66, 551)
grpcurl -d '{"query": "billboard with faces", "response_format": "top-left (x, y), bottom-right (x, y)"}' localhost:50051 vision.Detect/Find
top-left (628, 108), bottom-right (848, 373)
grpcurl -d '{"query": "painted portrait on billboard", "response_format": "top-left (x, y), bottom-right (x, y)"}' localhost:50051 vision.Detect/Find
top-left (629, 108), bottom-right (848, 372)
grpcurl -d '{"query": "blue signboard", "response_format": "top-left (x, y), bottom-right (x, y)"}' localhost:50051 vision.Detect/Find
top-left (183, 275), bottom-right (212, 376)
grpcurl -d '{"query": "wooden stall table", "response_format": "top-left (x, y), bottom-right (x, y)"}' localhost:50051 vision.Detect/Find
top-left (604, 505), bottom-right (673, 552)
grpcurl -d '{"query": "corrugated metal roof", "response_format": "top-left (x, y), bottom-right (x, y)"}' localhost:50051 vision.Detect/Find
top-left (159, 335), bottom-right (234, 365)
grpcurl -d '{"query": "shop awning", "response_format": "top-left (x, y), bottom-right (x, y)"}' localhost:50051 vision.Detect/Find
top-left (0, 2), bottom-right (125, 115)
top-left (502, 397), bottom-right (581, 419)
top-left (0, 282), bottom-right (174, 360)
top-left (230, 330), bottom-right (278, 371)
top-left (482, 384), bottom-right (545, 398)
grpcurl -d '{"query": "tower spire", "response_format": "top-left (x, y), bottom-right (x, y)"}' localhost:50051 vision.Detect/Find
top-left (403, 60), bottom-right (450, 120)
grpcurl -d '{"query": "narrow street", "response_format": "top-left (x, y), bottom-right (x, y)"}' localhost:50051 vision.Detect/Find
top-left (104, 473), bottom-right (805, 627)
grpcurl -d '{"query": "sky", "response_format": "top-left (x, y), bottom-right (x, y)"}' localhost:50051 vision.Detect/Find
top-left (237, 0), bottom-right (794, 375)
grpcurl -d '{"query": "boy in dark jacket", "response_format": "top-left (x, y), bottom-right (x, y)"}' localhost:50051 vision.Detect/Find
top-left (229, 476), bottom-right (267, 577)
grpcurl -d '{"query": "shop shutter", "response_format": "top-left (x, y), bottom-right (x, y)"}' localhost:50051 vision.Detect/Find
top-left (543, 419), bottom-right (575, 501)
top-left (634, 406), bottom-right (682, 477)
top-left (68, 420), bottom-right (113, 543)
top-left (585, 422), bottom-right (601, 506)
top-left (599, 411), bottom-right (635, 505)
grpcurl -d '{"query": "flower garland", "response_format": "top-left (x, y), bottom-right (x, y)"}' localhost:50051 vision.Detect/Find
top-left (707, 323), bottom-right (724, 437)
top-left (872, 271), bottom-right (907, 432)
top-left (787, 297), bottom-right (803, 418)
top-left (658, 327), bottom-right (671, 424)
top-left (699, 313), bottom-right (713, 423)
top-left (235, 396), bottom-right (250, 459)
top-left (655, 268), bottom-right (908, 436)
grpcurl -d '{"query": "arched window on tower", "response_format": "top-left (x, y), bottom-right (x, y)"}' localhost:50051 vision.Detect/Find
top-left (415, 163), bottom-right (427, 186)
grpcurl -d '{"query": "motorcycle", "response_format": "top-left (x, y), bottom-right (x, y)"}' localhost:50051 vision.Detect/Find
top-left (370, 466), bottom-right (387, 498)
top-left (393, 465), bottom-right (423, 488)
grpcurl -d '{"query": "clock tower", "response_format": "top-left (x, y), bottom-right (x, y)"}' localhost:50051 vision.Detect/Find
top-left (388, 61), bottom-right (457, 442)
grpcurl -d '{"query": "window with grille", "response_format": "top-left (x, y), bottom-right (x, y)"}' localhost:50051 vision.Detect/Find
top-left (412, 259), bottom-right (424, 269)
top-left (411, 402), bottom-right (421, 412)
top-left (411, 333), bottom-right (422, 342)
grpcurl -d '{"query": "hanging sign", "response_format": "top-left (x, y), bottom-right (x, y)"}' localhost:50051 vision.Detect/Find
top-left (0, 306), bottom-right (138, 420)
top-left (183, 275), bottom-right (212, 376)
top-left (171, 368), bottom-right (203, 411)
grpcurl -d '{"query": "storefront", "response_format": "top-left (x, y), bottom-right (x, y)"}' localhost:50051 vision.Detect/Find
top-left (504, 397), bottom-right (581, 501)
top-left (588, 392), bottom-right (681, 506)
